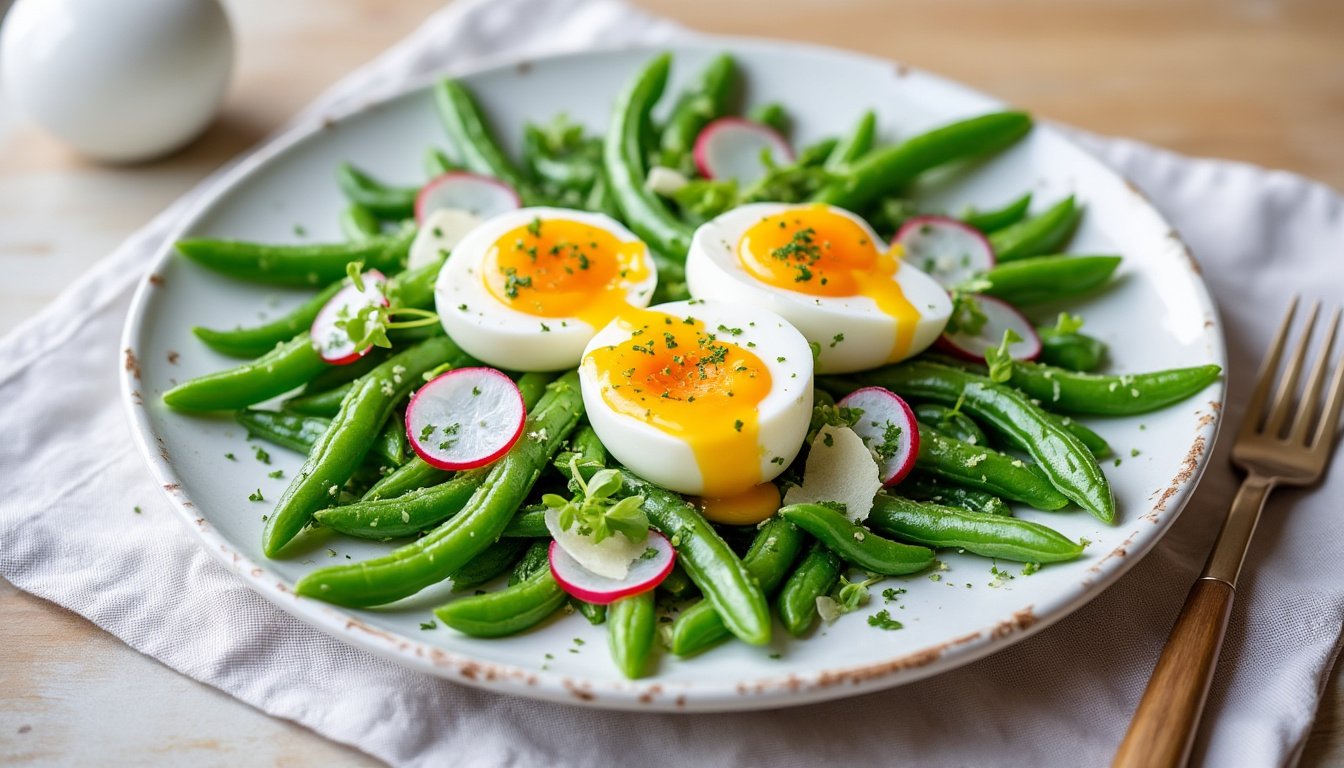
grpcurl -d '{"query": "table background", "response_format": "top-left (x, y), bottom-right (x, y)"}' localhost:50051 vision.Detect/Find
top-left (2, 0), bottom-right (1341, 764)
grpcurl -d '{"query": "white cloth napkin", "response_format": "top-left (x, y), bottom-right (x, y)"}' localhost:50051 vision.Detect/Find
top-left (3, 0), bottom-right (1342, 765)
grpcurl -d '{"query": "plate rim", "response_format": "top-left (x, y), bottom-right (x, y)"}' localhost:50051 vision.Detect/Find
top-left (119, 35), bottom-right (1227, 712)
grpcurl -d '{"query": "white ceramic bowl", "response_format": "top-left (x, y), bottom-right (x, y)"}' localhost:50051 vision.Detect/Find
top-left (120, 40), bottom-right (1224, 712)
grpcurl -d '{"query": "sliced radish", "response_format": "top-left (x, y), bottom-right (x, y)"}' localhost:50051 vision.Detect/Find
top-left (404, 367), bottom-right (524, 470)
top-left (894, 215), bottom-right (995, 288)
top-left (936, 294), bottom-right (1042, 363)
top-left (415, 171), bottom-right (521, 223)
top-left (310, 270), bottom-right (389, 365)
top-left (693, 117), bottom-right (793, 186)
top-left (837, 387), bottom-right (920, 486)
top-left (548, 531), bottom-right (675, 605)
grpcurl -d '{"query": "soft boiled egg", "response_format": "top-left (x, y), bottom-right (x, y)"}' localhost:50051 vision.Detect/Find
top-left (435, 207), bottom-right (658, 371)
top-left (579, 299), bottom-right (814, 498)
top-left (685, 202), bottom-right (953, 374)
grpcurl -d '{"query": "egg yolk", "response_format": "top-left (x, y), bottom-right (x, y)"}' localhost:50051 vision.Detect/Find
top-left (585, 307), bottom-right (773, 496)
top-left (737, 204), bottom-right (921, 361)
top-left (696, 482), bottom-right (781, 525)
top-left (483, 216), bottom-right (650, 328)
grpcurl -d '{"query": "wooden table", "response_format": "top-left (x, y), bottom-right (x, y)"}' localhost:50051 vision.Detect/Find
top-left (3, 0), bottom-right (1341, 764)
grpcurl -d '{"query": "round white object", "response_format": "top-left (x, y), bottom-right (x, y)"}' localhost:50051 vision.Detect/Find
top-left (686, 202), bottom-right (953, 374)
top-left (1, 0), bottom-right (234, 162)
top-left (579, 299), bottom-right (815, 497)
top-left (435, 207), bottom-right (658, 372)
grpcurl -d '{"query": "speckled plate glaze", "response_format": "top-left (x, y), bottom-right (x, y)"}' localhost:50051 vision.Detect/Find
top-left (120, 39), bottom-right (1225, 712)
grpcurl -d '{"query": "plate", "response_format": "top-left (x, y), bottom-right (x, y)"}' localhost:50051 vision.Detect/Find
top-left (120, 39), bottom-right (1225, 712)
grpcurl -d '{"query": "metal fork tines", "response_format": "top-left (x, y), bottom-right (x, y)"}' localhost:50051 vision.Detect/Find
top-left (1234, 297), bottom-right (1344, 485)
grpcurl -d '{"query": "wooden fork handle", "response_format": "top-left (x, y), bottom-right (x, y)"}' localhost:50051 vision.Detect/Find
top-left (1112, 577), bottom-right (1234, 768)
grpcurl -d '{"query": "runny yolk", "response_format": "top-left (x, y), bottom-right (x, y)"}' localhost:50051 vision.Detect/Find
top-left (585, 307), bottom-right (773, 496)
top-left (482, 216), bottom-right (650, 329)
top-left (737, 204), bottom-right (922, 361)
top-left (696, 482), bottom-right (781, 526)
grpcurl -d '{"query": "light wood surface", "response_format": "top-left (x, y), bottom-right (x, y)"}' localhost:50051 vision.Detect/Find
top-left (2, 0), bottom-right (1342, 765)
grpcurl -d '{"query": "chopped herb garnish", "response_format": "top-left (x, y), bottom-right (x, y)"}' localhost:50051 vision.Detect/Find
top-left (867, 610), bottom-right (904, 630)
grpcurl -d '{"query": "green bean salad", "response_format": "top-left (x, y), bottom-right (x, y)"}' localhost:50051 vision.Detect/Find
top-left (163, 52), bottom-right (1222, 678)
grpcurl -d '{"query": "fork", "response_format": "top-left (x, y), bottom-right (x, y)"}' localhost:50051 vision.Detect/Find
top-left (1113, 298), bottom-right (1344, 768)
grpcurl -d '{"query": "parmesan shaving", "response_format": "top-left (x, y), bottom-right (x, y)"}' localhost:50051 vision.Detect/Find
top-left (782, 425), bottom-right (883, 523)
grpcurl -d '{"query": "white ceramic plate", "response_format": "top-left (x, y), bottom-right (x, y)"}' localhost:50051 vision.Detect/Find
top-left (120, 39), bottom-right (1224, 712)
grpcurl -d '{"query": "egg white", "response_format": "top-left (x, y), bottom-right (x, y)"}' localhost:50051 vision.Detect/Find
top-left (579, 299), bottom-right (815, 497)
top-left (685, 202), bottom-right (952, 374)
top-left (435, 207), bottom-right (658, 371)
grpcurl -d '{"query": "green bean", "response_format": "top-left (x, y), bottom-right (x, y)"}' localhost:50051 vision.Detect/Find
top-left (915, 423), bottom-right (1068, 511)
top-left (812, 111), bottom-right (1033, 212)
top-left (1009, 361), bottom-right (1223, 417)
top-left (914, 403), bottom-right (987, 446)
top-left (339, 204), bottom-right (383, 241)
top-left (294, 372), bottom-right (585, 606)
top-left (796, 137), bottom-right (840, 168)
top-left (898, 474), bottom-right (1012, 517)
top-left (262, 335), bottom-right (465, 556)
top-left (748, 102), bottom-right (789, 135)
top-left (523, 124), bottom-right (601, 193)
top-left (335, 163), bottom-right (418, 220)
top-left (608, 591), bottom-right (656, 678)
top-left (961, 192), bottom-right (1032, 234)
top-left (584, 169), bottom-right (622, 219)
top-left (175, 228), bottom-right (412, 287)
top-left (620, 473), bottom-right (770, 645)
top-left (236, 409), bottom-right (405, 469)
top-left (1038, 327), bottom-right (1108, 372)
top-left (604, 54), bottom-right (696, 260)
top-left (573, 599), bottom-right (607, 625)
top-left (668, 517), bottom-right (804, 656)
top-left (449, 538), bottom-right (528, 592)
top-left (434, 566), bottom-right (567, 638)
top-left (283, 382), bottom-right (350, 417)
top-left (869, 495), bottom-right (1084, 563)
top-left (424, 147), bottom-right (457, 177)
top-left (360, 372), bottom-right (554, 501)
top-left (314, 469), bottom-right (484, 539)
top-left (658, 54), bottom-right (737, 173)
top-left (658, 562), bottom-right (696, 598)
top-left (778, 504), bottom-right (935, 575)
top-left (989, 196), bottom-right (1081, 262)
top-left (299, 350), bottom-right (387, 398)
top-left (192, 256), bottom-right (438, 362)
top-left (192, 282), bottom-right (345, 359)
top-left (163, 334), bottom-right (328, 412)
top-left (433, 79), bottom-right (531, 194)
top-left (825, 110), bottom-right (876, 170)
top-left (976, 255), bottom-right (1121, 306)
top-left (831, 360), bottom-right (1114, 522)
top-left (511, 540), bottom-right (551, 585)
top-left (776, 541), bottom-right (843, 637)
top-left (501, 505), bottom-right (548, 538)
top-left (1050, 414), bottom-right (1111, 458)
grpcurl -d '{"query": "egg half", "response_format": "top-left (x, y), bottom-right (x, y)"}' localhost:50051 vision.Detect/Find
top-left (435, 207), bottom-right (658, 371)
top-left (686, 202), bottom-right (952, 373)
top-left (579, 300), bottom-right (814, 498)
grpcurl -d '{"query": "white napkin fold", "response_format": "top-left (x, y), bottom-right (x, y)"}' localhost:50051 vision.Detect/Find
top-left (3, 0), bottom-right (1342, 766)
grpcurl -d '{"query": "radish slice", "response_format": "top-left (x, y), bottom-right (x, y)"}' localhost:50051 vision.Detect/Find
top-left (936, 294), bottom-right (1042, 363)
top-left (837, 387), bottom-right (920, 486)
top-left (693, 117), bottom-right (793, 186)
top-left (415, 171), bottom-right (521, 223)
top-left (404, 367), bottom-right (525, 470)
top-left (894, 215), bottom-right (995, 288)
top-left (310, 270), bottom-right (389, 365)
top-left (548, 532), bottom-right (675, 605)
